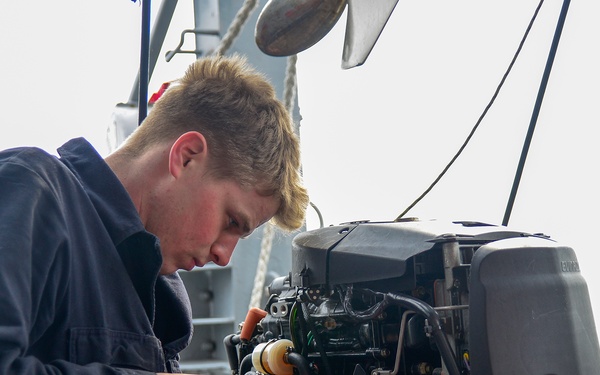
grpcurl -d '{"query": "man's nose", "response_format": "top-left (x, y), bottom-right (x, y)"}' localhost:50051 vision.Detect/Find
top-left (210, 236), bottom-right (239, 266)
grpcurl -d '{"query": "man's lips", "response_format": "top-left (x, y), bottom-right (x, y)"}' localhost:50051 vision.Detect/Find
top-left (181, 258), bottom-right (205, 272)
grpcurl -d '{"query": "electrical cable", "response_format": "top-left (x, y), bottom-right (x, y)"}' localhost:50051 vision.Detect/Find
top-left (395, 0), bottom-right (546, 221)
top-left (502, 0), bottom-right (571, 225)
top-left (310, 201), bottom-right (325, 228)
top-left (300, 302), bottom-right (333, 375)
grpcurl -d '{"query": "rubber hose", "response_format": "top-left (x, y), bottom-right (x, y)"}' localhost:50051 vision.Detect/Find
top-left (286, 352), bottom-right (312, 375)
top-left (240, 353), bottom-right (254, 375)
top-left (224, 334), bottom-right (241, 373)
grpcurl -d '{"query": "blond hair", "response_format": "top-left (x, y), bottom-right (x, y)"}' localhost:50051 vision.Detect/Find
top-left (122, 54), bottom-right (308, 231)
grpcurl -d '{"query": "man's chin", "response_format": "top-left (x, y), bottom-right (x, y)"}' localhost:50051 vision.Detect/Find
top-left (159, 263), bottom-right (181, 275)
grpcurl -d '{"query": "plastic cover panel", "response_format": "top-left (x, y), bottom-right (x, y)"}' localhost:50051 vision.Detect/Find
top-left (469, 236), bottom-right (600, 374)
top-left (292, 220), bottom-right (531, 287)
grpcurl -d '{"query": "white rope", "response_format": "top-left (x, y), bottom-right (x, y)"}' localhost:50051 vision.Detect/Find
top-left (213, 0), bottom-right (259, 56)
top-left (249, 222), bottom-right (275, 309)
top-left (283, 55), bottom-right (298, 114)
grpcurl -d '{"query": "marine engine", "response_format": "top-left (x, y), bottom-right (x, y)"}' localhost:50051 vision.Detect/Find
top-left (223, 219), bottom-right (600, 375)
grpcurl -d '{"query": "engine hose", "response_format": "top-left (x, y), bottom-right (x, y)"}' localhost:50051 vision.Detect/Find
top-left (240, 353), bottom-right (254, 375)
top-left (286, 352), bottom-right (312, 375)
top-left (342, 287), bottom-right (461, 375)
top-left (301, 302), bottom-right (333, 375)
top-left (224, 334), bottom-right (241, 373)
top-left (339, 287), bottom-right (391, 320)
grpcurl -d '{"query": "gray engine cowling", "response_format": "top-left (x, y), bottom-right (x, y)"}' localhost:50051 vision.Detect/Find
top-left (225, 219), bottom-right (600, 375)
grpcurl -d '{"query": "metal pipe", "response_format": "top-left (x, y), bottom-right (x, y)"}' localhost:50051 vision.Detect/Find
top-left (138, 0), bottom-right (152, 125)
top-left (389, 310), bottom-right (415, 375)
top-left (129, 0), bottom-right (179, 106)
top-left (442, 237), bottom-right (461, 293)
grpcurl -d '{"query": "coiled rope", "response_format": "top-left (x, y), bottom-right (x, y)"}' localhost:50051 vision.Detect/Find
top-left (213, 0), bottom-right (259, 56)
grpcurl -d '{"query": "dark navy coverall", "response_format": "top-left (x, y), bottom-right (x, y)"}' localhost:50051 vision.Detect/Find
top-left (0, 138), bottom-right (193, 374)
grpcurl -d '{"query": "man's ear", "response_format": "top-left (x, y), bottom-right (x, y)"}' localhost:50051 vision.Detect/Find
top-left (168, 131), bottom-right (208, 179)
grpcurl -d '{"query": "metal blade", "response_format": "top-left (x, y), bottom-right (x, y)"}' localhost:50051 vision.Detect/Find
top-left (255, 0), bottom-right (347, 56)
top-left (342, 0), bottom-right (399, 69)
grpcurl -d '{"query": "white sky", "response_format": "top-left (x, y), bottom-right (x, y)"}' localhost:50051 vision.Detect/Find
top-left (296, 0), bottom-right (600, 324)
top-left (1, 0), bottom-right (599, 328)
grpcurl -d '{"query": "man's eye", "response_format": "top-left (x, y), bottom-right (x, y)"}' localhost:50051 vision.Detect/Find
top-left (228, 216), bottom-right (250, 238)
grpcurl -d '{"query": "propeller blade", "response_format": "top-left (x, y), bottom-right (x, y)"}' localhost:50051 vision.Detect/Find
top-left (255, 0), bottom-right (347, 56)
top-left (342, 0), bottom-right (399, 69)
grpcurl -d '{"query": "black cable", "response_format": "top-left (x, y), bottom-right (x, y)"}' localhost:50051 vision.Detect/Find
top-left (395, 0), bottom-right (546, 221)
top-left (340, 286), bottom-right (390, 321)
top-left (503, 0), bottom-right (571, 225)
top-left (291, 301), bottom-right (310, 356)
top-left (342, 287), bottom-right (461, 375)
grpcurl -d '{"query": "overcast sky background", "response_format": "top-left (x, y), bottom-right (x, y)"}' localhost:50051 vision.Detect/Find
top-left (1, 0), bottom-right (599, 326)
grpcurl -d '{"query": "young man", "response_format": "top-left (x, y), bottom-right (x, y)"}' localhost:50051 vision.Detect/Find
top-left (0, 54), bottom-right (309, 374)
